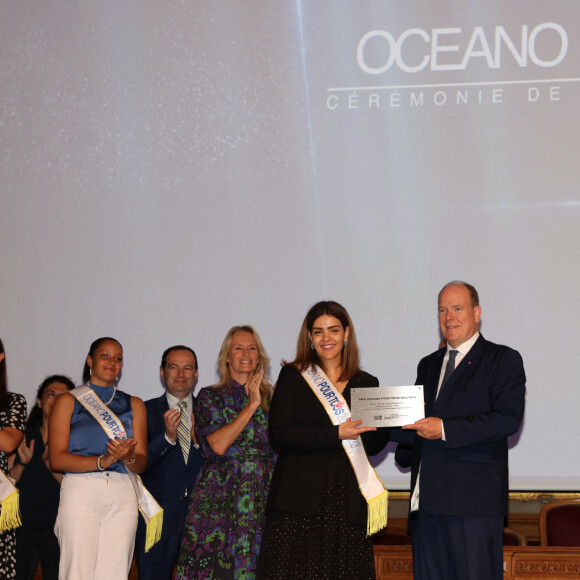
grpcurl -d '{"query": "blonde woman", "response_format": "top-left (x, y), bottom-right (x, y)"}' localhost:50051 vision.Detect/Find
top-left (176, 326), bottom-right (274, 579)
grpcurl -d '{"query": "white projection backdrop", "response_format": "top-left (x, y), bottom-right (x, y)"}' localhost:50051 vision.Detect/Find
top-left (1, 1), bottom-right (579, 490)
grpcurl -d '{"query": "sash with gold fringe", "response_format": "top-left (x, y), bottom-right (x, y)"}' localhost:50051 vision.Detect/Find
top-left (72, 386), bottom-right (163, 552)
top-left (0, 470), bottom-right (21, 533)
top-left (301, 365), bottom-right (388, 535)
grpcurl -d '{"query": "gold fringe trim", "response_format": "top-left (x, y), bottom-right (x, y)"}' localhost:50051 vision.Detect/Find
top-left (366, 489), bottom-right (388, 536)
top-left (0, 489), bottom-right (21, 533)
top-left (144, 508), bottom-right (164, 553)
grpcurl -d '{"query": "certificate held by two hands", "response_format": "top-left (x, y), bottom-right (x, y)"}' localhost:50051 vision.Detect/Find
top-left (350, 385), bottom-right (425, 427)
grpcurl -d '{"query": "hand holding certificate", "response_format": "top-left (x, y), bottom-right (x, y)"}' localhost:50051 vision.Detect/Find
top-left (350, 385), bottom-right (425, 428)
top-left (402, 416), bottom-right (443, 439)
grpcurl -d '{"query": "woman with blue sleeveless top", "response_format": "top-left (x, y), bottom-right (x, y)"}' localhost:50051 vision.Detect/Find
top-left (49, 337), bottom-right (147, 580)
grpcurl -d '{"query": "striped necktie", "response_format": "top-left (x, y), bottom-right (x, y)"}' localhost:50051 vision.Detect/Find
top-left (177, 400), bottom-right (190, 464)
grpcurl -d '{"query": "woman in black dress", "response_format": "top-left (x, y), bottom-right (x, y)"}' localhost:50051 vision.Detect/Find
top-left (9, 375), bottom-right (75, 580)
top-left (258, 301), bottom-right (390, 579)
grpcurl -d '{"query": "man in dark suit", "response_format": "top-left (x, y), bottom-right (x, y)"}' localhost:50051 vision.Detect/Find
top-left (401, 281), bottom-right (526, 580)
top-left (135, 346), bottom-right (205, 580)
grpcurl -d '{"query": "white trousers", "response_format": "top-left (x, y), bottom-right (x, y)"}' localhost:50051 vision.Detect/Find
top-left (55, 471), bottom-right (138, 580)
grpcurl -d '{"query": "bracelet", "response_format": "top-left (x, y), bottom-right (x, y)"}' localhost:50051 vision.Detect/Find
top-left (123, 455), bottom-right (136, 465)
top-left (96, 455), bottom-right (105, 471)
top-left (19, 461), bottom-right (29, 466)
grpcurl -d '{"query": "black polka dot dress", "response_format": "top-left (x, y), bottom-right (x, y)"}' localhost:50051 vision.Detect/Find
top-left (0, 393), bottom-right (27, 579)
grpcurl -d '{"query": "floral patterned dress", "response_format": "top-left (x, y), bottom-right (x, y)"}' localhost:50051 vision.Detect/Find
top-left (176, 381), bottom-right (274, 580)
top-left (0, 393), bottom-right (27, 579)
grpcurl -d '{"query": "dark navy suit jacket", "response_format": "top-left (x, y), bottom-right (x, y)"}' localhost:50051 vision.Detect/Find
top-left (135, 393), bottom-right (205, 580)
top-left (408, 334), bottom-right (526, 518)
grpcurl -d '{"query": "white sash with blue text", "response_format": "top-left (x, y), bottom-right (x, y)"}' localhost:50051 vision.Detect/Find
top-left (301, 365), bottom-right (388, 535)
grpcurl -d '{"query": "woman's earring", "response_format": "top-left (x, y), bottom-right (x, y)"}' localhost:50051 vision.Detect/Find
top-left (310, 342), bottom-right (314, 350)
top-left (344, 339), bottom-right (348, 347)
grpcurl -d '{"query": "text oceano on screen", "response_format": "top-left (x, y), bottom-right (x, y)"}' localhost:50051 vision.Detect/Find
top-left (357, 23), bottom-right (568, 74)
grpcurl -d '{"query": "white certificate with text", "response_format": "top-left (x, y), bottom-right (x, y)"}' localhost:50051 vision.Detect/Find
top-left (350, 385), bottom-right (424, 428)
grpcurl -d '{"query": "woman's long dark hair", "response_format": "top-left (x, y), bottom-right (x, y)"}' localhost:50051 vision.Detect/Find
top-left (27, 375), bottom-right (75, 428)
top-left (82, 337), bottom-right (122, 383)
top-left (0, 338), bottom-right (9, 412)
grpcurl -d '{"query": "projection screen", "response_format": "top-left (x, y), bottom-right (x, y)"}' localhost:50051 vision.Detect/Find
top-left (1, 0), bottom-right (579, 491)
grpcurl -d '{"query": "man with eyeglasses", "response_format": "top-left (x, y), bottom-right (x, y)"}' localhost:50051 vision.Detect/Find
top-left (134, 346), bottom-right (205, 580)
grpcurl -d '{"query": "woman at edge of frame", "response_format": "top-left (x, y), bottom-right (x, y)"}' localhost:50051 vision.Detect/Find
top-left (0, 338), bottom-right (27, 579)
